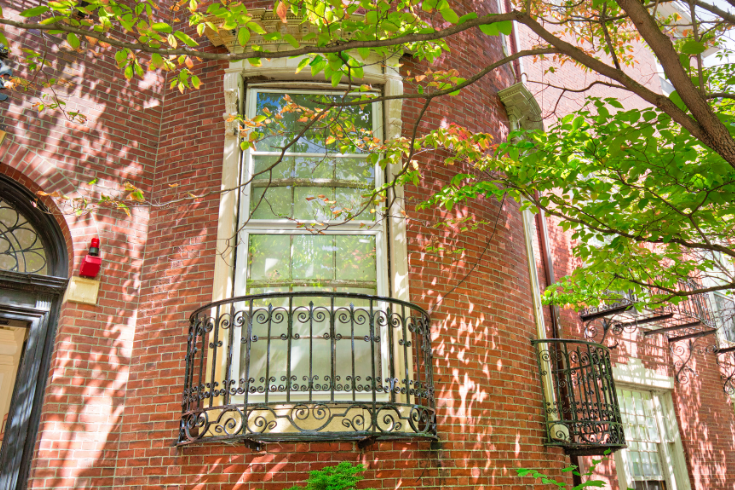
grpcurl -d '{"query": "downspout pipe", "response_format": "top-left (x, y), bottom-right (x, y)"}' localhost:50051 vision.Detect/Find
top-left (534, 192), bottom-right (561, 339)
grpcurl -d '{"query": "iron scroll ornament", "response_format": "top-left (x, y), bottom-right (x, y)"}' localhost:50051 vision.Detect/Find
top-left (179, 292), bottom-right (436, 445)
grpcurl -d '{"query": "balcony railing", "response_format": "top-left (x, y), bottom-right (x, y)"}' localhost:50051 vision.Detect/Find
top-left (179, 292), bottom-right (436, 445)
top-left (580, 281), bottom-right (717, 344)
top-left (532, 339), bottom-right (626, 456)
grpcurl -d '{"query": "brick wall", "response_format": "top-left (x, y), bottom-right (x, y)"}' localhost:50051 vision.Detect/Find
top-left (3, 0), bottom-right (729, 489)
top-left (0, 1), bottom-right (161, 487)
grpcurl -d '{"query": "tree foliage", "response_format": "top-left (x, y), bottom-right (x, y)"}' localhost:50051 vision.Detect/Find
top-left (2, 0), bottom-right (735, 307)
top-left (426, 97), bottom-right (735, 308)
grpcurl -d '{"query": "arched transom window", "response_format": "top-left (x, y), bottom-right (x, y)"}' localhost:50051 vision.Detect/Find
top-left (0, 198), bottom-right (48, 275)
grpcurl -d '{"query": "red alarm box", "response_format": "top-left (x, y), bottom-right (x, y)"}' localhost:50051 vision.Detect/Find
top-left (79, 238), bottom-right (101, 278)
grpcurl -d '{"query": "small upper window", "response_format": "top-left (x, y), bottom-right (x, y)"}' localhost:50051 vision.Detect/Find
top-left (0, 197), bottom-right (48, 275)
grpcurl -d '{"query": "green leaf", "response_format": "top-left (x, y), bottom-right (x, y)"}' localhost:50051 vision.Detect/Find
top-left (0, 31), bottom-right (9, 48)
top-left (115, 50), bottom-right (127, 67)
top-left (331, 71), bottom-right (342, 87)
top-left (88, 177), bottom-right (98, 185)
top-left (295, 57), bottom-right (310, 74)
top-left (479, 23), bottom-right (499, 36)
top-left (669, 91), bottom-right (687, 111)
top-left (439, 7), bottom-right (459, 23)
top-left (67, 33), bottom-right (80, 50)
top-left (247, 21), bottom-right (266, 35)
top-left (422, 0), bottom-right (438, 12)
top-left (283, 33), bottom-right (299, 48)
top-left (458, 12), bottom-right (478, 23)
top-left (20, 6), bottom-right (49, 17)
top-left (382, 21), bottom-right (399, 32)
top-left (238, 27), bottom-right (250, 46)
top-left (174, 31), bottom-right (199, 47)
top-left (497, 20), bottom-right (513, 35)
top-left (681, 40), bottom-right (706, 55)
top-left (191, 75), bottom-right (201, 89)
top-left (151, 22), bottom-right (172, 33)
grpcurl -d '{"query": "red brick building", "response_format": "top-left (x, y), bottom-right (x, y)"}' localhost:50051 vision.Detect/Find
top-left (0, 1), bottom-right (732, 489)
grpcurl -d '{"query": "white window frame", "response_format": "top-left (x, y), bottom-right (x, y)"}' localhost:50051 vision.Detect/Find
top-left (612, 361), bottom-right (691, 490)
top-left (233, 86), bottom-right (388, 298)
top-left (212, 57), bottom-right (408, 305)
top-left (206, 57), bottom-right (409, 410)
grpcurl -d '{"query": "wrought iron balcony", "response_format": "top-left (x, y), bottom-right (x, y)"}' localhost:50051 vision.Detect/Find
top-left (532, 339), bottom-right (626, 456)
top-left (179, 292), bottom-right (436, 446)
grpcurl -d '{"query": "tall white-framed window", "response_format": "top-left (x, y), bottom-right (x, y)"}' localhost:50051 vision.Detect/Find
top-left (234, 87), bottom-right (386, 299)
top-left (615, 387), bottom-right (691, 490)
top-left (231, 86), bottom-right (393, 403)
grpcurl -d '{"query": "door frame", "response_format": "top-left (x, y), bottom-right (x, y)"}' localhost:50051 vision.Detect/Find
top-left (0, 272), bottom-right (67, 490)
top-left (0, 175), bottom-right (69, 489)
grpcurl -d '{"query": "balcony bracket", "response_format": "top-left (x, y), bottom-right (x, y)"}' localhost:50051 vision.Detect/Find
top-left (716, 351), bottom-right (735, 395)
top-left (242, 438), bottom-right (266, 452)
top-left (671, 338), bottom-right (719, 385)
top-left (357, 435), bottom-right (378, 449)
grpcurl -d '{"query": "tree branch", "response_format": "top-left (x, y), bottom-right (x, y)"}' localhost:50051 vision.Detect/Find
top-left (615, 0), bottom-right (735, 168)
top-left (0, 12), bottom-right (522, 62)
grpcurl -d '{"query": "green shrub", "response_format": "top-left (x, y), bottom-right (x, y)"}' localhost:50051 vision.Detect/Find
top-left (516, 450), bottom-right (632, 489)
top-left (285, 462), bottom-right (375, 490)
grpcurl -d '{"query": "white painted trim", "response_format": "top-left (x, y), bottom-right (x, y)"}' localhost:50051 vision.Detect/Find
top-left (612, 358), bottom-right (675, 391)
top-left (212, 70), bottom-right (244, 303)
top-left (384, 76), bottom-right (409, 302)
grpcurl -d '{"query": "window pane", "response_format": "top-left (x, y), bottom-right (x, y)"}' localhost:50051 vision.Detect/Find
top-left (618, 388), bottom-right (668, 484)
top-left (714, 293), bottom-right (735, 342)
top-left (294, 187), bottom-right (334, 221)
top-left (0, 199), bottom-right (48, 275)
top-left (248, 235), bottom-right (291, 282)
top-left (335, 287), bottom-right (377, 307)
top-left (292, 235), bottom-right (334, 282)
top-left (248, 287), bottom-right (290, 307)
top-left (336, 236), bottom-right (376, 282)
top-left (253, 155), bottom-right (294, 180)
top-left (295, 156), bottom-right (334, 180)
top-left (250, 186), bottom-right (292, 219)
top-left (246, 234), bottom-right (377, 294)
top-left (336, 158), bottom-right (374, 182)
top-left (255, 92), bottom-right (374, 152)
top-left (336, 188), bottom-right (373, 220)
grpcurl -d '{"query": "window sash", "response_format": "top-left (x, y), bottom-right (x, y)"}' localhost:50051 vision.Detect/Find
top-left (243, 88), bottom-right (383, 227)
top-left (617, 389), bottom-right (678, 489)
top-left (237, 87), bottom-right (386, 296)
